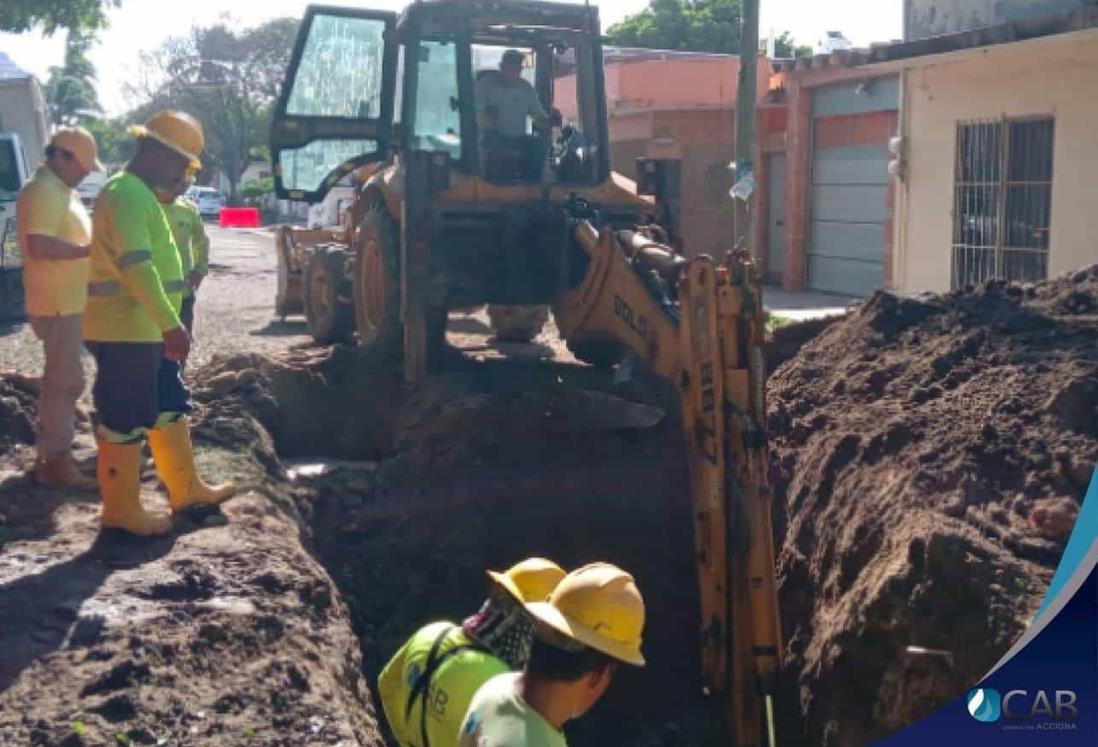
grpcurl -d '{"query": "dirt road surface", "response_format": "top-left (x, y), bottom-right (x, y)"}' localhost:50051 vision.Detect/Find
top-left (1, 225), bottom-right (313, 378)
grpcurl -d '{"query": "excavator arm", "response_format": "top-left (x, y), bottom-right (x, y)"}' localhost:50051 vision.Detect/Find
top-left (553, 199), bottom-right (782, 747)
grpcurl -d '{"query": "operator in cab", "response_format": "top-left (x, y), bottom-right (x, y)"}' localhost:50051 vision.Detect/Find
top-left (475, 49), bottom-right (561, 182)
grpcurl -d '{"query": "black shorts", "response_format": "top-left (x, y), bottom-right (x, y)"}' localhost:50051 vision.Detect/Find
top-left (86, 341), bottom-right (192, 438)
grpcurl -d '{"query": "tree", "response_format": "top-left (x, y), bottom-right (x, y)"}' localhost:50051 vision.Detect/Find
top-left (607, 0), bottom-right (807, 57)
top-left (45, 29), bottom-right (103, 126)
top-left (1, 0), bottom-right (119, 35)
top-left (83, 117), bottom-right (130, 167)
top-left (128, 17), bottom-right (298, 202)
top-left (774, 31), bottom-right (813, 59)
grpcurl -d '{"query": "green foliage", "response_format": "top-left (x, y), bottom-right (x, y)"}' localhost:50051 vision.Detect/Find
top-left (773, 31), bottom-right (813, 59)
top-left (72, 721), bottom-right (87, 736)
top-left (765, 311), bottom-right (792, 332)
top-left (607, 0), bottom-right (806, 56)
top-left (608, 0), bottom-right (742, 53)
top-left (82, 118), bottom-right (131, 167)
top-left (126, 17), bottom-right (298, 201)
top-left (45, 29), bottom-right (102, 126)
top-left (240, 176), bottom-right (274, 203)
top-left (0, 0), bottom-right (119, 35)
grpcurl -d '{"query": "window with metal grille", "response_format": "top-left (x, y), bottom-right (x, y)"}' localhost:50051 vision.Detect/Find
top-left (951, 117), bottom-right (1054, 289)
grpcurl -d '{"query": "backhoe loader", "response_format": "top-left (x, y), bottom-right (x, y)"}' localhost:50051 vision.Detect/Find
top-left (270, 3), bottom-right (781, 744)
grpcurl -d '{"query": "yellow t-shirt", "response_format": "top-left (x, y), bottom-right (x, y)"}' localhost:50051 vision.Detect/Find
top-left (83, 171), bottom-right (184, 343)
top-left (16, 165), bottom-right (92, 316)
top-left (164, 198), bottom-right (209, 298)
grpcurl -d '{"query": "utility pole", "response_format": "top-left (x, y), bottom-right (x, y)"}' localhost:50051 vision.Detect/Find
top-left (733, 0), bottom-right (760, 257)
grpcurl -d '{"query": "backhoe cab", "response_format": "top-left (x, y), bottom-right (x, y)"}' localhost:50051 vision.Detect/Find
top-left (270, 0), bottom-right (650, 369)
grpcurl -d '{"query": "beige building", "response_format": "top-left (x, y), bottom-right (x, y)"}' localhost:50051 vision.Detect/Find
top-left (889, 7), bottom-right (1098, 292)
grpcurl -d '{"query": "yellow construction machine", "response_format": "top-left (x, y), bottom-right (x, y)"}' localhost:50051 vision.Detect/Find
top-left (270, 2), bottom-right (781, 744)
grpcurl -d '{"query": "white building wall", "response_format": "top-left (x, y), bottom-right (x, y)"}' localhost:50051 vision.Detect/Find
top-left (895, 30), bottom-right (1098, 293)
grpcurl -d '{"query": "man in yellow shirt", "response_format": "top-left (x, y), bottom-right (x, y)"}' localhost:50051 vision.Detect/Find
top-left (84, 110), bottom-right (234, 536)
top-left (157, 169), bottom-right (209, 333)
top-left (16, 127), bottom-right (103, 488)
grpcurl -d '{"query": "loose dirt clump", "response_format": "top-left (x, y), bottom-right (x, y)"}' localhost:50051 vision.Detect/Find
top-left (768, 265), bottom-right (1098, 746)
top-left (0, 373), bottom-right (38, 452)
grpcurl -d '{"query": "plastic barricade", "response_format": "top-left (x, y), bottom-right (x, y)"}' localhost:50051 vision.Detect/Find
top-left (218, 207), bottom-right (261, 228)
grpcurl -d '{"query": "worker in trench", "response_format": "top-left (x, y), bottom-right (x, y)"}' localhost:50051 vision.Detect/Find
top-left (458, 562), bottom-right (646, 747)
top-left (156, 165), bottom-right (209, 337)
top-left (378, 558), bottom-right (568, 747)
top-left (15, 127), bottom-right (103, 489)
top-left (83, 109), bottom-right (234, 536)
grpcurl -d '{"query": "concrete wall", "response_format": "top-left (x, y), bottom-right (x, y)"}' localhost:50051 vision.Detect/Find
top-left (0, 77), bottom-right (49, 169)
top-left (895, 30), bottom-right (1098, 292)
top-left (904, 0), bottom-right (1091, 40)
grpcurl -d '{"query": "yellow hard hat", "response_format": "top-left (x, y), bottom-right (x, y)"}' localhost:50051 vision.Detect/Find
top-left (488, 557), bottom-right (566, 604)
top-left (526, 562), bottom-right (646, 666)
top-left (50, 126), bottom-right (104, 172)
top-left (129, 110), bottom-right (204, 169)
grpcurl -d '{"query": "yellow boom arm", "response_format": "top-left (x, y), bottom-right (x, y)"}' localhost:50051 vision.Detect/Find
top-left (553, 211), bottom-right (782, 747)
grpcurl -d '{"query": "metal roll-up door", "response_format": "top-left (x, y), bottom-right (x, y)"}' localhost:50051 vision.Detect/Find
top-left (808, 77), bottom-right (898, 296)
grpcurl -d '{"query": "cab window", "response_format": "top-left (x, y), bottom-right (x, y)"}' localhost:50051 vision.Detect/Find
top-left (411, 40), bottom-right (461, 159)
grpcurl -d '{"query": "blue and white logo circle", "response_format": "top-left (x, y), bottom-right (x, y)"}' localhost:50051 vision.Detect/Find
top-left (967, 688), bottom-right (1002, 723)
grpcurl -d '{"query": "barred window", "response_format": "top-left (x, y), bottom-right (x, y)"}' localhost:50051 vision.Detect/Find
top-left (952, 117), bottom-right (1054, 289)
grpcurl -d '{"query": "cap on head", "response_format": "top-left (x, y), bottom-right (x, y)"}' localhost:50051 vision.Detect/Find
top-left (49, 127), bottom-right (104, 172)
top-left (129, 110), bottom-right (205, 169)
top-left (526, 562), bottom-right (646, 666)
top-left (501, 49), bottom-right (525, 69)
top-left (488, 557), bottom-right (566, 604)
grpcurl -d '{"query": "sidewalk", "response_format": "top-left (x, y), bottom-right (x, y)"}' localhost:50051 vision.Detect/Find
top-left (763, 286), bottom-right (860, 322)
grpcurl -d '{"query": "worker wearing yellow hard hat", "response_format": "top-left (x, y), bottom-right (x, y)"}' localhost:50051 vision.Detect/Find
top-left (83, 109), bottom-right (234, 536)
top-left (378, 558), bottom-right (567, 747)
top-left (156, 164), bottom-right (210, 335)
top-left (458, 562), bottom-right (646, 747)
top-left (15, 127), bottom-right (103, 489)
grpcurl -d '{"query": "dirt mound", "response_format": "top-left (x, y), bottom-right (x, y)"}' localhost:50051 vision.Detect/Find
top-left (0, 374), bottom-right (37, 453)
top-left (0, 409), bottom-right (384, 746)
top-left (768, 265), bottom-right (1098, 746)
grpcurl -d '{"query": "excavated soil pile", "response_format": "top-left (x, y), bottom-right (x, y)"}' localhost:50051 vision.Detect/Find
top-left (768, 266), bottom-right (1098, 747)
top-left (0, 389), bottom-right (385, 745)
top-left (0, 374), bottom-right (38, 452)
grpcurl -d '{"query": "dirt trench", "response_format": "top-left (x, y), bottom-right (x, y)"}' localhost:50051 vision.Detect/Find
top-left (1, 266), bottom-right (1095, 746)
top-left (195, 345), bottom-right (732, 747)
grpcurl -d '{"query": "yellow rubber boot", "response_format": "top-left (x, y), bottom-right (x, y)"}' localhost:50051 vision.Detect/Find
top-left (147, 417), bottom-right (235, 511)
top-left (98, 440), bottom-right (173, 536)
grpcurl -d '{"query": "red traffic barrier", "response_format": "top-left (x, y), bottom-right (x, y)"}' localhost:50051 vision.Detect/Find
top-left (218, 207), bottom-right (261, 228)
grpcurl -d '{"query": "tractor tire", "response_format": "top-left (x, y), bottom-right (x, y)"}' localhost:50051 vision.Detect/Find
top-left (353, 206), bottom-right (404, 353)
top-left (487, 304), bottom-right (549, 343)
top-left (303, 246), bottom-right (354, 344)
top-left (274, 225), bottom-right (303, 320)
top-left (353, 205), bottom-right (447, 358)
top-left (566, 338), bottom-right (625, 369)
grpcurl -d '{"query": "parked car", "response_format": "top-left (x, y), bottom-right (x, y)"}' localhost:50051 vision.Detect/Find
top-left (186, 186), bottom-right (226, 217)
top-left (77, 170), bottom-right (108, 210)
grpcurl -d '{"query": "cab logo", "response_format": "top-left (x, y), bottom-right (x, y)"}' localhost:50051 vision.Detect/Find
top-left (967, 688), bottom-right (1079, 729)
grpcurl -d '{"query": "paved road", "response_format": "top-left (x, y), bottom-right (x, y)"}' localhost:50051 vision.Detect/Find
top-left (0, 225), bottom-right (310, 378)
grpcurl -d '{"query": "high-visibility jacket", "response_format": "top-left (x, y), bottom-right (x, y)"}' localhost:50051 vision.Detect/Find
top-left (15, 165), bottom-right (92, 316)
top-left (164, 197), bottom-right (209, 298)
top-left (378, 622), bottom-right (508, 747)
top-left (83, 171), bottom-right (183, 342)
